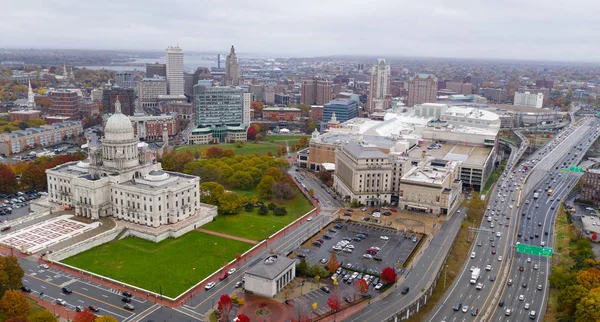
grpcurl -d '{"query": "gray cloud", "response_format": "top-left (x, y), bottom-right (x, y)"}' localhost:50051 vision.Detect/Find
top-left (1, 0), bottom-right (599, 61)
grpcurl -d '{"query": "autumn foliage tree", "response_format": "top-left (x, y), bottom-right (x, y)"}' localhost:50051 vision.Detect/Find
top-left (0, 255), bottom-right (24, 298)
top-left (380, 267), bottom-right (397, 284)
top-left (235, 314), bottom-right (251, 322)
top-left (247, 125), bottom-right (257, 140)
top-left (575, 267), bottom-right (600, 290)
top-left (27, 310), bottom-right (58, 322)
top-left (0, 290), bottom-right (29, 320)
top-left (73, 309), bottom-right (96, 322)
top-left (217, 294), bottom-right (233, 322)
top-left (94, 317), bottom-right (118, 322)
top-left (326, 251), bottom-right (340, 274)
top-left (19, 162), bottom-right (45, 190)
top-left (575, 288), bottom-right (600, 322)
top-left (355, 278), bottom-right (369, 297)
top-left (0, 163), bottom-right (17, 193)
top-left (327, 294), bottom-right (341, 312)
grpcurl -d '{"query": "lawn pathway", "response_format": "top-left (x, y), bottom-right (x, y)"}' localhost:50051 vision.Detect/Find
top-left (196, 228), bottom-right (259, 244)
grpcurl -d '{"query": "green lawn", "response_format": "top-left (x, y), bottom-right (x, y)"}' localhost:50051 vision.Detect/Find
top-left (62, 232), bottom-right (252, 298)
top-left (202, 187), bottom-right (315, 241)
top-left (177, 135), bottom-right (307, 156)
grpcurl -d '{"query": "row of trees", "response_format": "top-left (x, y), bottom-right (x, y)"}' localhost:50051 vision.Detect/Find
top-left (0, 118), bottom-right (46, 134)
top-left (0, 154), bottom-right (86, 193)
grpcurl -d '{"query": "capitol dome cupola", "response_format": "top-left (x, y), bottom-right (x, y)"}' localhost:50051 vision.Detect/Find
top-left (104, 98), bottom-right (135, 142)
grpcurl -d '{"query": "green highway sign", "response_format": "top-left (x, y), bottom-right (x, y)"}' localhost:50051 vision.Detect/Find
top-left (560, 166), bottom-right (585, 173)
top-left (516, 243), bottom-right (553, 257)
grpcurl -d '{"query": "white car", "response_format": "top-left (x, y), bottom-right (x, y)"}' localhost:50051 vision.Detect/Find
top-left (497, 256), bottom-right (503, 261)
top-left (56, 299), bottom-right (67, 306)
top-left (307, 216), bottom-right (313, 221)
top-left (471, 252), bottom-right (476, 259)
top-left (519, 294), bottom-right (525, 301)
top-left (228, 268), bottom-right (237, 275)
top-left (39, 264), bottom-right (50, 269)
top-left (524, 303), bottom-right (530, 310)
top-left (496, 232), bottom-right (501, 237)
top-left (372, 212), bottom-right (381, 218)
top-left (476, 283), bottom-right (483, 290)
top-left (485, 264), bottom-right (492, 271)
top-left (380, 236), bottom-right (389, 240)
top-left (204, 282), bottom-right (216, 291)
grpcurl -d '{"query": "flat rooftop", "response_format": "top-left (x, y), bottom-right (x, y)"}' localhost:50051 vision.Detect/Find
top-left (119, 171), bottom-right (197, 191)
top-left (488, 104), bottom-right (556, 114)
top-left (402, 161), bottom-right (455, 185)
top-left (407, 141), bottom-right (492, 168)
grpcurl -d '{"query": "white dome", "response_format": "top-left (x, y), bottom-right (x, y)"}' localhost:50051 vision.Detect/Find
top-left (104, 99), bottom-right (134, 141)
top-left (144, 170), bottom-right (170, 182)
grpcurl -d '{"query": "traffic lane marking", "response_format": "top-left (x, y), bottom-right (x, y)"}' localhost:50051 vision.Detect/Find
top-left (25, 273), bottom-right (134, 315)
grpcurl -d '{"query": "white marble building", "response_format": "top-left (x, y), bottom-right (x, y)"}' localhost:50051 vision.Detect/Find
top-left (46, 99), bottom-right (202, 228)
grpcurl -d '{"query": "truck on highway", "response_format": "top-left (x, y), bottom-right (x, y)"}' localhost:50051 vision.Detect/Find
top-left (470, 268), bottom-right (481, 284)
top-left (547, 189), bottom-right (553, 196)
top-left (533, 192), bottom-right (539, 199)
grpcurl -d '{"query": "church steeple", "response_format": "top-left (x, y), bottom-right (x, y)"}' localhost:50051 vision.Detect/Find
top-left (27, 80), bottom-right (35, 108)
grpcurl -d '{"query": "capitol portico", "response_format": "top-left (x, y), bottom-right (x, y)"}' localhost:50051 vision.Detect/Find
top-left (46, 99), bottom-right (204, 228)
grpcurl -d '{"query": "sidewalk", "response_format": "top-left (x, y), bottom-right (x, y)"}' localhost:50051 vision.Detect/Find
top-left (195, 228), bottom-right (258, 244)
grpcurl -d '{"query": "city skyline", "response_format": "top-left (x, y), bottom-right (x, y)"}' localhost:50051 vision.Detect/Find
top-left (2, 0), bottom-right (600, 62)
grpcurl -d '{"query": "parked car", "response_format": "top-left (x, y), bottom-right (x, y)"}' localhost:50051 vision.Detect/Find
top-left (20, 286), bottom-right (31, 293)
top-left (204, 282), bottom-right (216, 291)
top-left (320, 286), bottom-right (330, 293)
top-left (122, 291), bottom-right (132, 297)
top-left (121, 297), bottom-right (132, 303)
top-left (56, 299), bottom-right (67, 306)
top-left (88, 305), bottom-right (100, 312)
top-left (123, 303), bottom-right (135, 311)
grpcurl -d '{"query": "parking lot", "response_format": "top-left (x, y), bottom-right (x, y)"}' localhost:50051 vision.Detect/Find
top-left (296, 220), bottom-right (422, 274)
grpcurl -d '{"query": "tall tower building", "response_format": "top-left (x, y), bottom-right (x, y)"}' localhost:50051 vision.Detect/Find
top-left (407, 74), bottom-right (438, 107)
top-left (225, 46), bottom-right (241, 86)
top-left (301, 79), bottom-right (332, 105)
top-left (166, 46), bottom-right (184, 95)
top-left (367, 59), bottom-right (392, 113)
top-left (27, 80), bottom-right (36, 108)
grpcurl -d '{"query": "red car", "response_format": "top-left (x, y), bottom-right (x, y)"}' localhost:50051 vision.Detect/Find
top-left (390, 208), bottom-right (397, 212)
top-left (219, 272), bottom-right (229, 281)
top-left (519, 266), bottom-right (525, 272)
top-left (491, 249), bottom-right (497, 254)
top-left (1, 226), bottom-right (10, 232)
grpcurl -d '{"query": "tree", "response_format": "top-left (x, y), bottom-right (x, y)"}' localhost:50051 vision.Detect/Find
top-left (247, 126), bottom-right (257, 140)
top-left (94, 317), bottom-right (118, 322)
top-left (257, 175), bottom-right (275, 199)
top-left (327, 294), bottom-right (341, 312)
top-left (5, 317), bottom-right (28, 322)
top-left (199, 182), bottom-right (225, 205)
top-left (251, 196), bottom-right (258, 205)
top-left (272, 182), bottom-right (296, 201)
top-left (309, 188), bottom-right (315, 197)
top-left (549, 266), bottom-right (576, 289)
top-left (326, 251), bottom-right (339, 273)
top-left (576, 267), bottom-right (600, 290)
top-left (19, 163), bottom-right (45, 190)
top-left (268, 203), bottom-right (277, 210)
top-left (273, 207), bottom-right (288, 216)
top-left (0, 164), bottom-right (17, 193)
top-left (217, 294), bottom-right (233, 322)
top-left (28, 310), bottom-right (57, 322)
top-left (0, 290), bottom-right (28, 320)
top-left (264, 167), bottom-right (284, 181)
top-left (296, 259), bottom-right (310, 276)
top-left (235, 314), bottom-right (250, 322)
top-left (306, 120), bottom-right (317, 134)
top-left (557, 285), bottom-right (588, 315)
top-left (258, 205), bottom-right (269, 215)
top-left (72, 310), bottom-right (95, 322)
top-left (193, 149), bottom-right (201, 160)
top-left (228, 171), bottom-right (254, 189)
top-left (277, 145), bottom-right (287, 157)
top-left (575, 288), bottom-right (600, 322)
top-left (251, 101), bottom-right (264, 114)
top-left (217, 192), bottom-right (244, 215)
top-left (380, 267), bottom-right (397, 284)
top-left (235, 141), bottom-right (244, 148)
top-left (244, 203), bottom-right (254, 212)
top-left (207, 147), bottom-right (224, 159)
top-left (0, 256), bottom-right (24, 298)
top-left (201, 148), bottom-right (207, 159)
top-left (355, 278), bottom-right (369, 296)
top-left (298, 136), bottom-right (308, 148)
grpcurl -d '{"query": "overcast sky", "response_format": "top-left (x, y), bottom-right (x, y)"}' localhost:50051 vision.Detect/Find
top-left (1, 0), bottom-right (599, 62)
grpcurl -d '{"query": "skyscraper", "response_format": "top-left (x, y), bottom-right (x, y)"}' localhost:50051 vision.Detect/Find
top-left (115, 71), bottom-right (135, 88)
top-left (225, 46), bottom-right (241, 86)
top-left (367, 59), bottom-right (392, 113)
top-left (146, 63), bottom-right (166, 78)
top-left (166, 46), bottom-right (184, 95)
top-left (407, 74), bottom-right (438, 107)
top-left (193, 84), bottom-right (244, 128)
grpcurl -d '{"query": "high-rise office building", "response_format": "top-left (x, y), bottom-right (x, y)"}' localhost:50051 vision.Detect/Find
top-left (137, 76), bottom-right (167, 109)
top-left (115, 71), bottom-right (135, 88)
top-left (407, 74), bottom-right (438, 107)
top-left (193, 84), bottom-right (244, 128)
top-left (323, 98), bottom-right (359, 124)
top-left (146, 63), bottom-right (166, 78)
top-left (367, 59), bottom-right (392, 113)
top-left (225, 46), bottom-right (241, 86)
top-left (184, 72), bottom-right (195, 97)
top-left (301, 79), bottom-right (331, 105)
top-left (481, 88), bottom-right (508, 102)
top-left (166, 46), bottom-right (184, 95)
top-left (243, 92), bottom-right (253, 125)
top-left (102, 86), bottom-right (135, 116)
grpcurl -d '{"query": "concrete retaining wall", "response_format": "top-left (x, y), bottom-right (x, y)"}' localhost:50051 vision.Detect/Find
top-left (48, 227), bottom-right (123, 262)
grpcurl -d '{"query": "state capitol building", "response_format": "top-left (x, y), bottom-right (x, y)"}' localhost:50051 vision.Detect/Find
top-left (46, 99), bottom-right (201, 228)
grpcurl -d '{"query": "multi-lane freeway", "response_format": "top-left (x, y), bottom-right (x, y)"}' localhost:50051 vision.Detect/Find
top-left (427, 116), bottom-right (599, 322)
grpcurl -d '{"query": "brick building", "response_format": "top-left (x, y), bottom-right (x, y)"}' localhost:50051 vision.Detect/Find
top-left (102, 86), bottom-right (136, 116)
top-left (262, 107), bottom-right (301, 121)
top-left (48, 90), bottom-right (81, 118)
top-left (581, 169), bottom-right (600, 206)
top-left (0, 121), bottom-right (82, 155)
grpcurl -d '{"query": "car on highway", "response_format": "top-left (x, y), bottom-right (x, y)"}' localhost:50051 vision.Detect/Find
top-left (204, 282), bottom-right (216, 291)
top-left (401, 286), bottom-right (410, 294)
top-left (122, 297), bottom-right (132, 303)
top-left (522, 283), bottom-right (528, 288)
top-left (507, 279), bottom-right (513, 286)
top-left (505, 308), bottom-right (512, 316)
top-left (524, 303), bottom-right (530, 310)
top-left (537, 284), bottom-right (543, 290)
top-left (527, 257), bottom-right (532, 263)
top-left (453, 302), bottom-right (462, 311)
top-left (461, 305), bottom-right (469, 313)
top-left (471, 252), bottom-right (476, 259)
top-left (534, 264), bottom-right (539, 270)
top-left (491, 249), bottom-right (496, 254)
top-left (497, 256), bottom-right (503, 261)
top-left (485, 264), bottom-right (492, 271)
top-left (519, 294), bottom-right (525, 301)
top-left (476, 283), bottom-right (483, 290)
top-left (88, 305), bottom-right (100, 312)
top-left (61, 287), bottom-right (72, 294)
top-left (471, 308), bottom-right (478, 316)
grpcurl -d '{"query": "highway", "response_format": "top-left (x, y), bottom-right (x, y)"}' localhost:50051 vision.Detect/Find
top-left (427, 116), bottom-right (599, 322)
top-left (489, 118), bottom-right (600, 322)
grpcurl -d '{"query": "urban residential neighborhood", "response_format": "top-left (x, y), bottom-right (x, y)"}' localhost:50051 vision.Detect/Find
top-left (0, 1), bottom-right (600, 322)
